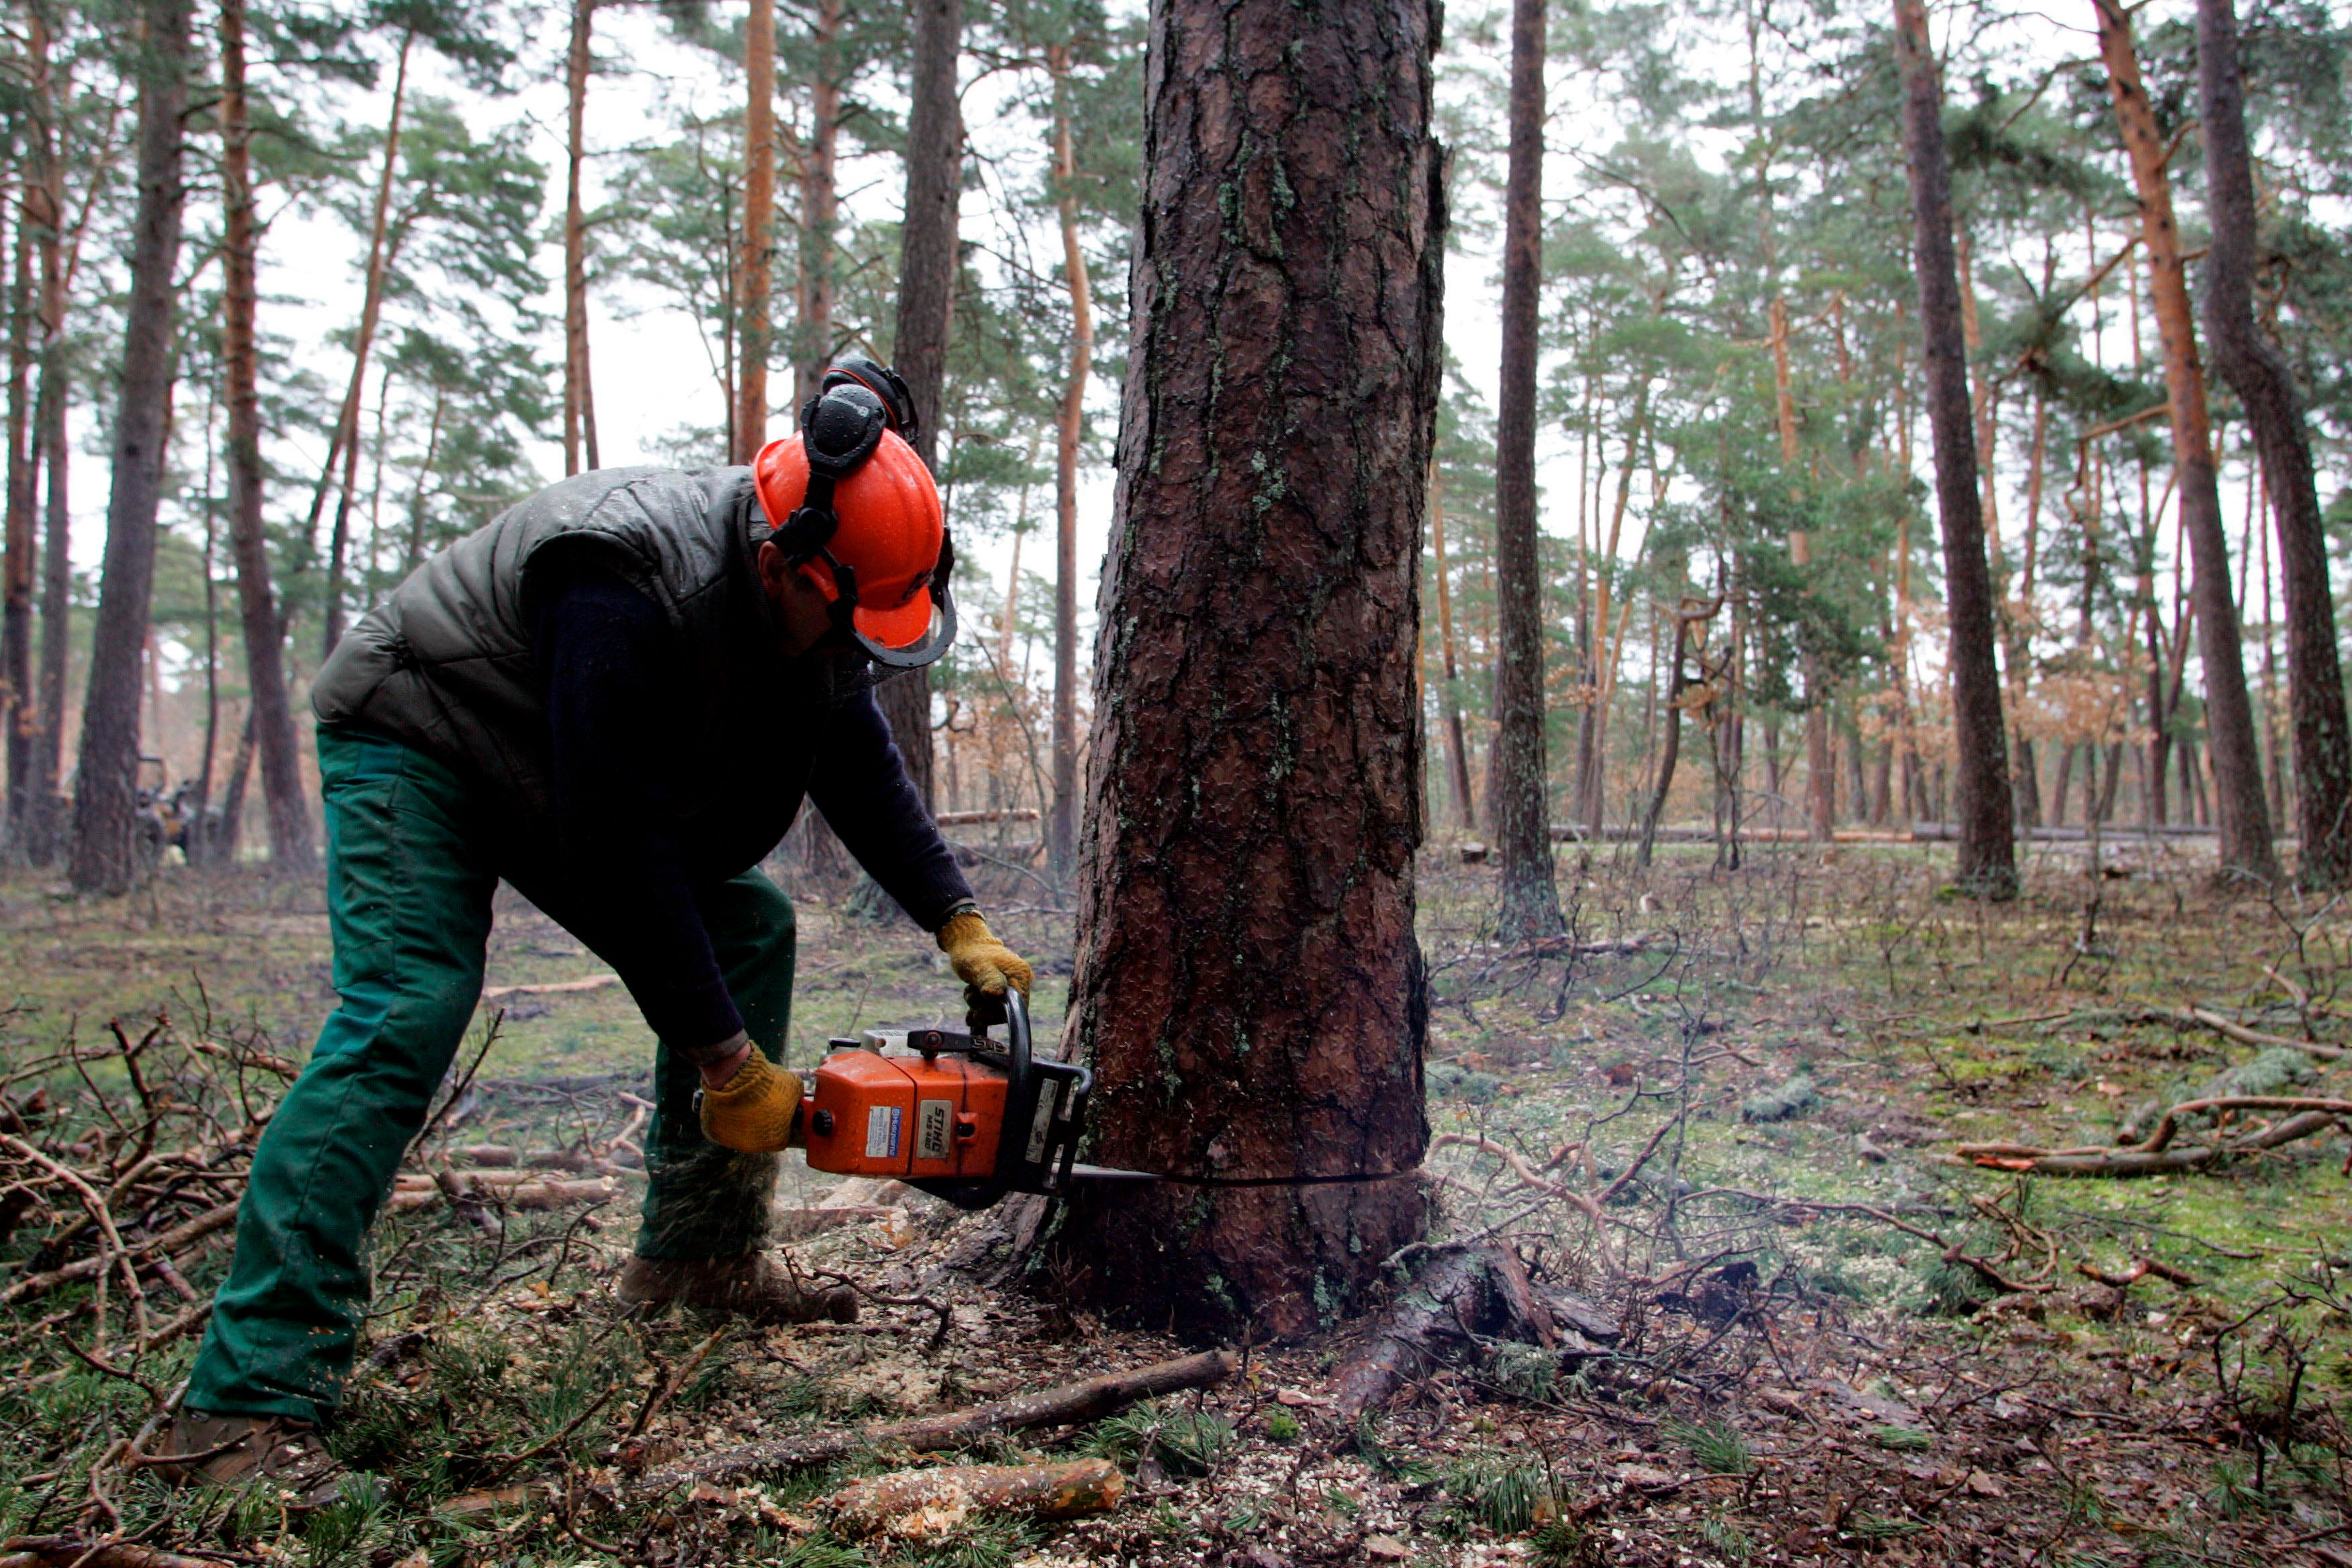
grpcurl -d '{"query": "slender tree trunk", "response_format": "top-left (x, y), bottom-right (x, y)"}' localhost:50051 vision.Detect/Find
top-left (3, 184), bottom-right (34, 851)
top-left (2095, 0), bottom-right (2275, 883)
top-left (71, 0), bottom-right (192, 893)
top-left (1639, 604), bottom-right (1703, 868)
top-left (793, 0), bottom-right (842, 413)
top-left (315, 30), bottom-right (411, 658)
top-left (2196, 0), bottom-right (2352, 885)
top-left (734, 0), bottom-right (775, 463)
top-left (1047, 53), bottom-right (1091, 881)
top-left (1048, 0), bottom-right (1442, 1340)
top-left (220, 0), bottom-right (315, 872)
top-left (1894, 0), bottom-right (2015, 896)
top-left (30, 235), bottom-right (68, 865)
top-left (1487, 0), bottom-right (1561, 938)
top-left (881, 0), bottom-right (965, 811)
top-left (1430, 460), bottom-right (1475, 832)
top-left (563, 0), bottom-right (600, 476)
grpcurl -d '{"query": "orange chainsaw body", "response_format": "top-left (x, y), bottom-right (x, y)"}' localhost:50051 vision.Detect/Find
top-left (802, 1038), bottom-right (1010, 1182)
top-left (797, 995), bottom-right (1090, 1207)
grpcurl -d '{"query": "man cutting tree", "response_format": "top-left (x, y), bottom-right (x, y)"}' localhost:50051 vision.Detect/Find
top-left (163, 359), bottom-right (1034, 1499)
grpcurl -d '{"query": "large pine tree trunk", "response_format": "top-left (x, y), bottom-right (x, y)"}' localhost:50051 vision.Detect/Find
top-left (219, 0), bottom-right (313, 873)
top-left (1487, 0), bottom-right (1562, 939)
top-left (734, 0), bottom-right (775, 464)
top-left (2094, 0), bottom-right (2275, 884)
top-left (1047, 0), bottom-right (1443, 1340)
top-left (2195, 0), bottom-right (2352, 889)
top-left (1893, 0), bottom-right (2016, 897)
top-left (881, 0), bottom-right (965, 810)
top-left (563, 0), bottom-right (601, 476)
top-left (1047, 54), bottom-right (1091, 881)
top-left (70, 0), bottom-right (191, 893)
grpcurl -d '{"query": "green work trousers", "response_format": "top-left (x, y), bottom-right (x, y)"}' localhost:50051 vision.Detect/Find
top-left (185, 725), bottom-right (797, 1424)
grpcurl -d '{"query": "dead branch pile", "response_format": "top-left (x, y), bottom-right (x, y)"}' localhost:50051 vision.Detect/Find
top-left (0, 1011), bottom-right (636, 1362)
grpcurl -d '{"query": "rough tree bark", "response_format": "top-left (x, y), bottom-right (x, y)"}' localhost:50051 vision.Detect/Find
top-left (2095, 0), bottom-right (2274, 883)
top-left (70, 0), bottom-right (192, 893)
top-left (1894, 0), bottom-right (2016, 897)
top-left (2195, 0), bottom-right (2352, 887)
top-left (880, 0), bottom-right (965, 809)
top-left (219, 0), bottom-right (313, 871)
top-left (1048, 49), bottom-right (1091, 880)
top-left (734, 0), bottom-right (775, 464)
top-left (1430, 459), bottom-right (1475, 832)
top-left (1487, 0), bottom-right (1562, 939)
top-left (563, 0), bottom-right (601, 475)
top-left (1046, 0), bottom-right (1443, 1340)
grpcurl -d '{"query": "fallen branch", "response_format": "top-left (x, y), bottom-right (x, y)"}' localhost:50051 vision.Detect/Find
top-left (0, 1539), bottom-right (230, 1568)
top-left (825, 1458), bottom-right (1124, 1537)
top-left (2078, 1257), bottom-right (2200, 1289)
top-left (1957, 1104), bottom-right (2347, 1176)
top-left (634, 1349), bottom-right (1236, 1494)
top-left (1430, 1133), bottom-right (1604, 1224)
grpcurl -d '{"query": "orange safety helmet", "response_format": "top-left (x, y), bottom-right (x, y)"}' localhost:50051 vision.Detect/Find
top-left (751, 358), bottom-right (959, 668)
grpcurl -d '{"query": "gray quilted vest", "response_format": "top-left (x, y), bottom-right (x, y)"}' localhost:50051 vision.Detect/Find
top-left (313, 464), bottom-right (824, 821)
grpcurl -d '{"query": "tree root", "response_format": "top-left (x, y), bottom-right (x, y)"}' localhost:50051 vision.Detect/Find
top-left (1326, 1243), bottom-right (1606, 1422)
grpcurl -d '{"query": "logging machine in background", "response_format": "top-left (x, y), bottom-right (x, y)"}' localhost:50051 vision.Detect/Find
top-left (797, 988), bottom-right (1153, 1207)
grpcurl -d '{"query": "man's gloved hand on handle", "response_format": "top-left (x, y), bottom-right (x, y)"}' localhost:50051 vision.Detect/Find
top-left (936, 909), bottom-right (1033, 1027)
top-left (696, 1036), bottom-right (803, 1153)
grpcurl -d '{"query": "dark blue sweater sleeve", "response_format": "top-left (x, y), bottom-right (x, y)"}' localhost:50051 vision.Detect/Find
top-left (804, 686), bottom-right (976, 930)
top-left (532, 572), bottom-right (743, 1056)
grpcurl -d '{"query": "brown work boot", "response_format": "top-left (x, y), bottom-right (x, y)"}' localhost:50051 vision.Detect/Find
top-left (616, 1252), bottom-right (859, 1323)
top-left (150, 1411), bottom-right (345, 1507)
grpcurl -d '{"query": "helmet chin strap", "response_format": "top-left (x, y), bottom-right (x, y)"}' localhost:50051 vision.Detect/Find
top-left (767, 369), bottom-right (958, 673)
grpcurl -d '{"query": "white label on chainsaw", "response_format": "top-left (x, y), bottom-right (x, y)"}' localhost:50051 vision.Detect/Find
top-left (1026, 1084), bottom-right (1061, 1164)
top-left (916, 1099), bottom-right (953, 1161)
top-left (866, 1105), bottom-right (902, 1161)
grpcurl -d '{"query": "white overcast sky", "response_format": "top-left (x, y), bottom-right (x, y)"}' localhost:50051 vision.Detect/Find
top-left (108, 0), bottom-right (2278, 688)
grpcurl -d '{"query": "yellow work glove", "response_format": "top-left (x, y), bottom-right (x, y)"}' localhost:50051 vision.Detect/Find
top-left (937, 910), bottom-right (1033, 1025)
top-left (697, 1049), bottom-right (803, 1153)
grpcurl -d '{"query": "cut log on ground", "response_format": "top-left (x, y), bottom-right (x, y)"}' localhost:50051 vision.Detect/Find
top-left (634, 1349), bottom-right (1236, 1494)
top-left (387, 1173), bottom-right (618, 1211)
top-left (825, 1458), bottom-right (1125, 1538)
top-left (481, 973), bottom-right (620, 1001)
top-left (1326, 1244), bottom-right (1569, 1422)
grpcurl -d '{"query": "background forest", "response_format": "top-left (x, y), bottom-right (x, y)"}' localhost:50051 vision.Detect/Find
top-left (2, 0), bottom-right (2345, 889)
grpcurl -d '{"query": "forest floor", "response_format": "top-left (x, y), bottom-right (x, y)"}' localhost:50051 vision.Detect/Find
top-left (3, 832), bottom-right (2350, 1568)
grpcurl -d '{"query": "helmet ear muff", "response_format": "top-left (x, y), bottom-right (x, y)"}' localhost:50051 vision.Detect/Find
top-left (771, 384), bottom-right (889, 565)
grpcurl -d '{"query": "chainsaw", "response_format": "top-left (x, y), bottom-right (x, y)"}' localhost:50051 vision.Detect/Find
top-left (797, 988), bottom-right (1125, 1210)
